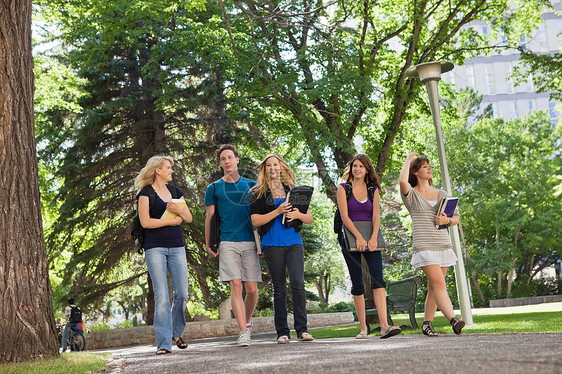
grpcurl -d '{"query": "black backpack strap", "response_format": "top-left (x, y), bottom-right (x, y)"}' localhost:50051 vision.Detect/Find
top-left (344, 182), bottom-right (353, 202)
top-left (145, 185), bottom-right (157, 216)
top-left (166, 184), bottom-right (180, 199)
top-left (367, 184), bottom-right (376, 203)
top-left (213, 182), bottom-right (219, 213)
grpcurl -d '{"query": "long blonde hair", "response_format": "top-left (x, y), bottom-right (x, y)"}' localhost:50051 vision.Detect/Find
top-left (251, 154), bottom-right (296, 198)
top-left (134, 156), bottom-right (174, 191)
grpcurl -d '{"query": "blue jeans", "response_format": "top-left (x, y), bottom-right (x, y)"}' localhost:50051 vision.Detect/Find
top-left (145, 246), bottom-right (189, 351)
top-left (61, 322), bottom-right (71, 350)
top-left (262, 244), bottom-right (308, 338)
top-left (341, 247), bottom-right (386, 295)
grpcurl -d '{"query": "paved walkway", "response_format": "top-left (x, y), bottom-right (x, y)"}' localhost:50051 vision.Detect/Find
top-left (97, 331), bottom-right (562, 374)
top-left (93, 304), bottom-right (562, 373)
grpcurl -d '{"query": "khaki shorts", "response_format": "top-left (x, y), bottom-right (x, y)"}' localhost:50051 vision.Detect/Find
top-left (219, 241), bottom-right (262, 283)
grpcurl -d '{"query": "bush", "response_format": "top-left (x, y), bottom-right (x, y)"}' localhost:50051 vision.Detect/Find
top-left (88, 323), bottom-right (110, 332)
top-left (307, 301), bottom-right (357, 320)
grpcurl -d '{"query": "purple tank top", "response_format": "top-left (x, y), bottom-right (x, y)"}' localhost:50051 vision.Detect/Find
top-left (340, 183), bottom-right (374, 221)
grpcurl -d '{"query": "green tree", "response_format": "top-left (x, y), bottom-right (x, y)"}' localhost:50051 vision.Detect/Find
top-left (446, 112), bottom-right (562, 301)
top-left (34, 0), bottom-right (255, 313)
top-left (223, 0), bottom-right (550, 202)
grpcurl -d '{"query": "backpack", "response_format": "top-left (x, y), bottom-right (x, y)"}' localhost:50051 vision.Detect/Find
top-left (131, 184), bottom-right (179, 254)
top-left (333, 182), bottom-right (377, 234)
top-left (69, 305), bottom-right (82, 323)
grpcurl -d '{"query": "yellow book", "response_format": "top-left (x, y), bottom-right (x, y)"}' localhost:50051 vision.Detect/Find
top-left (160, 199), bottom-right (186, 220)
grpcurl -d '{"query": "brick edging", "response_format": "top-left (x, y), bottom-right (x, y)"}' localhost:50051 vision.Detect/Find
top-left (489, 294), bottom-right (562, 308)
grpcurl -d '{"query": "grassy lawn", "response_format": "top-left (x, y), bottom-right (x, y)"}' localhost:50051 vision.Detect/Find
top-left (310, 309), bottom-right (562, 339)
top-left (0, 352), bottom-right (110, 374)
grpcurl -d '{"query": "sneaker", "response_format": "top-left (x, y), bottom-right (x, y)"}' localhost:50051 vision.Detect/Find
top-left (246, 322), bottom-right (253, 339)
top-left (237, 329), bottom-right (251, 347)
top-left (246, 322), bottom-right (253, 332)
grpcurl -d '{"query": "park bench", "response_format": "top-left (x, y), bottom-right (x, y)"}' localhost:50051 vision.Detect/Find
top-left (365, 275), bottom-right (423, 334)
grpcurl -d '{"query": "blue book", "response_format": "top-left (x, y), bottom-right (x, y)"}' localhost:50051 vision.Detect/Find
top-left (435, 197), bottom-right (459, 229)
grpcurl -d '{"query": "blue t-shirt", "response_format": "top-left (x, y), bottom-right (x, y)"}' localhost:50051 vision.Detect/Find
top-left (136, 184), bottom-right (185, 250)
top-left (260, 198), bottom-right (303, 247)
top-left (204, 177), bottom-right (256, 242)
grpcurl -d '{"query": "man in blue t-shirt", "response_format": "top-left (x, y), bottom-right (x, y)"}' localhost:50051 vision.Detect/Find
top-left (204, 144), bottom-right (262, 347)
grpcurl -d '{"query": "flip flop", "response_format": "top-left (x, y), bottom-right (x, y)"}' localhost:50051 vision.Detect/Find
top-left (380, 326), bottom-right (401, 339)
top-left (355, 332), bottom-right (368, 339)
top-left (156, 349), bottom-right (171, 355)
top-left (298, 332), bottom-right (314, 341)
top-left (277, 335), bottom-right (290, 344)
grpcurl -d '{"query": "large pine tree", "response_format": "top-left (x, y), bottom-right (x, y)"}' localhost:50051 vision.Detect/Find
top-left (36, 0), bottom-right (258, 313)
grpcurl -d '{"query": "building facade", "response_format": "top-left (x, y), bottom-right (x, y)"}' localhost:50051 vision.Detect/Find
top-left (443, 3), bottom-right (562, 124)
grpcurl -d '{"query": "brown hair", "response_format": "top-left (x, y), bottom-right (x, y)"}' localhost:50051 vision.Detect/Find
top-left (251, 154), bottom-right (296, 198)
top-left (215, 144), bottom-right (239, 163)
top-left (342, 154), bottom-right (381, 188)
top-left (408, 156), bottom-right (433, 187)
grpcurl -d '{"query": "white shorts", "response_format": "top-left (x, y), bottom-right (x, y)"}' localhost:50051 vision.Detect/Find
top-left (219, 241), bottom-right (262, 283)
top-left (411, 248), bottom-right (457, 269)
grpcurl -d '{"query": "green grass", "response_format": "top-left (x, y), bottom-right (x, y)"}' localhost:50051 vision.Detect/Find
top-left (309, 310), bottom-right (562, 338)
top-left (0, 352), bottom-right (110, 374)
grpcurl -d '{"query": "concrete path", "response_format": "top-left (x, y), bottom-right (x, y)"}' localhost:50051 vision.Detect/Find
top-left (94, 304), bottom-right (562, 373)
top-left (98, 331), bottom-right (562, 374)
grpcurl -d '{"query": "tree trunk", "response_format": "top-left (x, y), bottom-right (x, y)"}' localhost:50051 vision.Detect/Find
top-left (0, 0), bottom-right (59, 362)
top-left (471, 274), bottom-right (486, 306)
top-left (496, 225), bottom-right (501, 299)
top-left (313, 278), bottom-right (326, 304)
top-left (526, 254), bottom-right (535, 288)
top-left (506, 266), bottom-right (515, 298)
top-left (146, 275), bottom-right (155, 325)
top-left (324, 273), bottom-right (331, 304)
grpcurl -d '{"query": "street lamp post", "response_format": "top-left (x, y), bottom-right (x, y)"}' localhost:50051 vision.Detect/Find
top-left (406, 61), bottom-right (473, 324)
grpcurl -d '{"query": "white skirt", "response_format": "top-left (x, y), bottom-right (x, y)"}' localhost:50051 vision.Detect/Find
top-left (411, 249), bottom-right (457, 269)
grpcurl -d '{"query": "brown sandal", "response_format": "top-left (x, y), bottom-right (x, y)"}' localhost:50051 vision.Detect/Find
top-left (174, 337), bottom-right (188, 349)
top-left (422, 321), bottom-right (438, 337)
top-left (450, 317), bottom-right (465, 335)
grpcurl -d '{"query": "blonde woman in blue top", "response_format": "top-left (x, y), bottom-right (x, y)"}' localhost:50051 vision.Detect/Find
top-left (250, 154), bottom-right (314, 344)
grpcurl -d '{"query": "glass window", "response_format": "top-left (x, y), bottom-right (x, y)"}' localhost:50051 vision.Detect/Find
top-left (557, 21), bottom-right (562, 38)
top-left (466, 65), bottom-right (475, 88)
top-left (549, 100), bottom-right (558, 124)
top-left (481, 26), bottom-right (488, 40)
top-left (528, 100), bottom-right (536, 111)
top-left (526, 76), bottom-right (534, 92)
top-left (538, 24), bottom-right (546, 42)
top-left (491, 102), bottom-right (498, 118)
top-left (505, 62), bottom-right (513, 93)
top-left (500, 27), bottom-right (508, 43)
top-left (486, 64), bottom-right (495, 95)
top-left (509, 102), bottom-right (518, 119)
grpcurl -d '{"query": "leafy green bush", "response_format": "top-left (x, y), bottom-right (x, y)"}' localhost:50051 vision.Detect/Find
top-left (88, 323), bottom-right (110, 332)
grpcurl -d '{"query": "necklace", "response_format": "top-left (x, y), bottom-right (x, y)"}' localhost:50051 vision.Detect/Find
top-left (270, 186), bottom-right (285, 198)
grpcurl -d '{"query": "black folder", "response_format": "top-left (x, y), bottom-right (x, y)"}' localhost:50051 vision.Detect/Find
top-left (281, 185), bottom-right (314, 228)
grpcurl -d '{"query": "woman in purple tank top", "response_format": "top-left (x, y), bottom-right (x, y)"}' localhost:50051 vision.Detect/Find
top-left (336, 154), bottom-right (401, 339)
